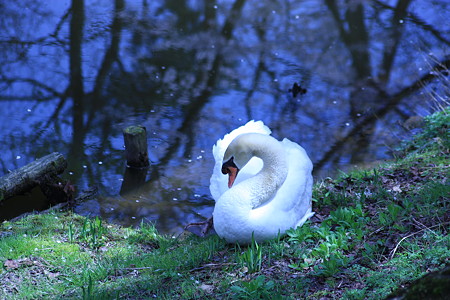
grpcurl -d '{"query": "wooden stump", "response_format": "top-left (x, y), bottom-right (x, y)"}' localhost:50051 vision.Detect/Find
top-left (123, 125), bottom-right (150, 168)
top-left (0, 152), bottom-right (67, 203)
top-left (121, 125), bottom-right (150, 195)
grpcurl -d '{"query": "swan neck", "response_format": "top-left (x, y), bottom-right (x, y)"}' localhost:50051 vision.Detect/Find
top-left (245, 136), bottom-right (287, 208)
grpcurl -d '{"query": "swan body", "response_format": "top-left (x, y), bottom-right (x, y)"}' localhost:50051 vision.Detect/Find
top-left (211, 120), bottom-right (314, 244)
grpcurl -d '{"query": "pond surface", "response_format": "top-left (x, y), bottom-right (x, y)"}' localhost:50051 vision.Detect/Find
top-left (0, 0), bottom-right (448, 234)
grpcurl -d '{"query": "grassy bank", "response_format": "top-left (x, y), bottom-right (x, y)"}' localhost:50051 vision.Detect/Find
top-left (1, 108), bottom-right (448, 299)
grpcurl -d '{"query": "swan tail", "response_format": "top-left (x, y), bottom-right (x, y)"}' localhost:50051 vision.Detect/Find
top-left (295, 208), bottom-right (314, 228)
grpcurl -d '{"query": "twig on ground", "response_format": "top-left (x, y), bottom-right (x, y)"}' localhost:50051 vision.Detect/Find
top-left (190, 263), bottom-right (237, 272)
top-left (122, 267), bottom-right (154, 271)
top-left (389, 222), bottom-right (450, 260)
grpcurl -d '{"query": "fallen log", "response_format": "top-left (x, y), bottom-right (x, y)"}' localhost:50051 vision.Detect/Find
top-left (0, 152), bottom-right (67, 203)
top-left (7, 186), bottom-right (98, 223)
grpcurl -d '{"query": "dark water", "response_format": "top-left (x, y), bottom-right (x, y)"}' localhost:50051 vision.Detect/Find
top-left (0, 0), bottom-right (448, 234)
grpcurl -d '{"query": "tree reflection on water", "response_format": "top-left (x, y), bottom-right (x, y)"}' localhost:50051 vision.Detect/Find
top-left (0, 0), bottom-right (448, 233)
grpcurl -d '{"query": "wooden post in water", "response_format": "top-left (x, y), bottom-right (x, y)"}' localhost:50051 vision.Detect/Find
top-left (120, 125), bottom-right (149, 195)
top-left (123, 125), bottom-right (150, 168)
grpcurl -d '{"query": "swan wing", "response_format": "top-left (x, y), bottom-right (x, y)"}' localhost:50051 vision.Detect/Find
top-left (248, 138), bottom-right (313, 234)
top-left (273, 138), bottom-right (313, 217)
top-left (210, 120), bottom-right (271, 201)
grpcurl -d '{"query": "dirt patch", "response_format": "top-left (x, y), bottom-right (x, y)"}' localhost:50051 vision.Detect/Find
top-left (1, 256), bottom-right (62, 296)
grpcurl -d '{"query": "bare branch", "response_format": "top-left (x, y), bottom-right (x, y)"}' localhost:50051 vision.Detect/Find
top-left (315, 57), bottom-right (450, 170)
top-left (0, 77), bottom-right (64, 99)
top-left (374, 0), bottom-right (450, 45)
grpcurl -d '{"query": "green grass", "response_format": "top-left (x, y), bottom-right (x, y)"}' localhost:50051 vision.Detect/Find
top-left (0, 108), bottom-right (448, 299)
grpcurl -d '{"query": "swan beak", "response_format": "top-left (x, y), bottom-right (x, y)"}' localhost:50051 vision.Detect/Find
top-left (222, 157), bottom-right (240, 188)
top-left (226, 166), bottom-right (238, 188)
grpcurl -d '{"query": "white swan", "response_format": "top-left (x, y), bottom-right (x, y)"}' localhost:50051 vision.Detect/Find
top-left (210, 120), bottom-right (314, 244)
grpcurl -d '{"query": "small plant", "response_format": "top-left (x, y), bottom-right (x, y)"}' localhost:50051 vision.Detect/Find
top-left (286, 221), bottom-right (314, 243)
top-left (378, 211), bottom-right (392, 226)
top-left (400, 107), bottom-right (450, 153)
top-left (287, 221), bottom-right (353, 276)
top-left (422, 107), bottom-right (449, 145)
top-left (68, 222), bottom-right (75, 243)
top-left (82, 275), bottom-right (94, 300)
top-left (328, 204), bottom-right (366, 231)
top-left (311, 241), bottom-right (338, 258)
top-left (230, 276), bottom-right (275, 299)
top-left (387, 203), bottom-right (402, 220)
top-left (205, 235), bottom-right (224, 259)
top-left (378, 203), bottom-right (403, 227)
top-left (237, 234), bottom-right (263, 273)
top-left (80, 217), bottom-right (107, 249)
top-left (325, 230), bottom-right (350, 251)
top-left (315, 225), bottom-right (332, 240)
top-left (81, 274), bottom-right (116, 300)
top-left (288, 252), bottom-right (317, 270)
top-left (361, 241), bottom-right (385, 266)
top-left (266, 232), bottom-right (286, 259)
top-left (329, 207), bottom-right (355, 228)
top-left (372, 168), bottom-right (382, 185)
top-left (127, 220), bottom-right (169, 249)
top-left (314, 253), bottom-right (349, 277)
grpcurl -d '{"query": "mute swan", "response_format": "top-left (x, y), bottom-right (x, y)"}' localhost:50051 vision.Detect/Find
top-left (211, 120), bottom-right (314, 244)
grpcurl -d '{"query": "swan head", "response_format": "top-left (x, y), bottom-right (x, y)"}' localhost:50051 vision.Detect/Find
top-left (221, 134), bottom-right (256, 188)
